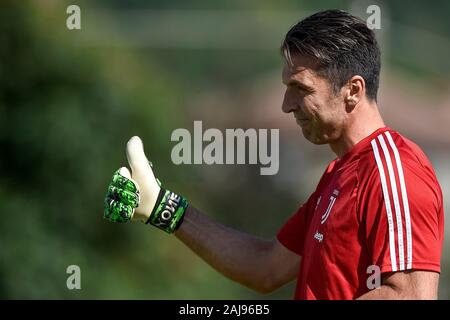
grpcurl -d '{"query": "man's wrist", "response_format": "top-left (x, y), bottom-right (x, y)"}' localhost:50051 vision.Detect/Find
top-left (146, 188), bottom-right (189, 234)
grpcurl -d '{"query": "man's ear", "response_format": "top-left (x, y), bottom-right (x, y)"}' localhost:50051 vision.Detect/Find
top-left (344, 75), bottom-right (365, 112)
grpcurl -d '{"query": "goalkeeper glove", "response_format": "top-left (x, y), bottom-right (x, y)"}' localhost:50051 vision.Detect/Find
top-left (103, 136), bottom-right (189, 233)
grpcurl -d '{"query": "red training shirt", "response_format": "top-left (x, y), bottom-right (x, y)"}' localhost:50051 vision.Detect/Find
top-left (277, 127), bottom-right (444, 299)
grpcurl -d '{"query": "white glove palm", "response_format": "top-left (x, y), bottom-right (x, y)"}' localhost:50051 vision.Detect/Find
top-left (121, 136), bottom-right (161, 222)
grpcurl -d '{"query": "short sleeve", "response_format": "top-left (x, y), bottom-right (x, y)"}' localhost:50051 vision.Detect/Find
top-left (277, 192), bottom-right (317, 256)
top-left (359, 141), bottom-right (444, 274)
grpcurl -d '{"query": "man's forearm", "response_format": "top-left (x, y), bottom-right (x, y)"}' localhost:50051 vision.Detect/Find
top-left (357, 285), bottom-right (406, 300)
top-left (174, 206), bottom-right (275, 293)
top-left (357, 271), bottom-right (438, 300)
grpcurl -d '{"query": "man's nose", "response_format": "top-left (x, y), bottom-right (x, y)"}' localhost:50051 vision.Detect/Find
top-left (282, 92), bottom-right (298, 113)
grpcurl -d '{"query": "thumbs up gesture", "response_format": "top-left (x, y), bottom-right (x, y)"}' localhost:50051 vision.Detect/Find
top-left (104, 136), bottom-right (189, 233)
top-left (125, 136), bottom-right (162, 222)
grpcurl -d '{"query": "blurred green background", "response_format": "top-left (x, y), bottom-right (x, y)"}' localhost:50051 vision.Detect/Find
top-left (0, 0), bottom-right (449, 299)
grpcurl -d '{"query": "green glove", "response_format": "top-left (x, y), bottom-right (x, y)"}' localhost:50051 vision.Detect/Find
top-left (104, 136), bottom-right (189, 233)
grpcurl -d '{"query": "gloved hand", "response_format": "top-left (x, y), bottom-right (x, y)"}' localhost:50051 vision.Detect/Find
top-left (104, 136), bottom-right (189, 233)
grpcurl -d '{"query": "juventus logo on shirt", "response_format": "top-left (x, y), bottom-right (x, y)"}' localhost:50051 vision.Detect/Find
top-left (321, 189), bottom-right (339, 224)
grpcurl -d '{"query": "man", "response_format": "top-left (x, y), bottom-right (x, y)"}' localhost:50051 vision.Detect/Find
top-left (104, 10), bottom-right (444, 299)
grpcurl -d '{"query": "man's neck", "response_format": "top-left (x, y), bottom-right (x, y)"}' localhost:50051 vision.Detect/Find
top-left (330, 102), bottom-right (385, 158)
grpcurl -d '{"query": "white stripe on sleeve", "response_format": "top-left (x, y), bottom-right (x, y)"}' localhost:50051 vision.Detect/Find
top-left (385, 131), bottom-right (413, 269)
top-left (378, 134), bottom-right (405, 270)
top-left (371, 138), bottom-right (398, 272)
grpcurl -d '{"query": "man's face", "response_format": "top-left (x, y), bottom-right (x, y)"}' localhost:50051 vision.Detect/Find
top-left (282, 55), bottom-right (347, 145)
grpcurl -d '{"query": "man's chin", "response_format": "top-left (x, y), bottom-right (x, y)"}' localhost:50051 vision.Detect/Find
top-left (301, 129), bottom-right (328, 145)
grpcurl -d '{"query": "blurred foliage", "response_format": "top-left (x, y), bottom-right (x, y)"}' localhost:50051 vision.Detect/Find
top-left (0, 0), bottom-right (448, 299)
top-left (0, 0), bottom-right (195, 299)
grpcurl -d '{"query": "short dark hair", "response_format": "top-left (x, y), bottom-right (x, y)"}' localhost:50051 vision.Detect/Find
top-left (282, 9), bottom-right (381, 101)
